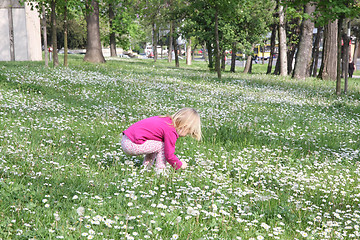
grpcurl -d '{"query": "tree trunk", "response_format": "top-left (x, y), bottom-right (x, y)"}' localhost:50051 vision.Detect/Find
top-left (84, 0), bottom-right (106, 63)
top-left (344, 19), bottom-right (350, 94)
top-left (173, 26), bottom-right (179, 68)
top-left (221, 50), bottom-right (226, 71)
top-left (203, 43), bottom-right (208, 62)
top-left (8, 6), bottom-right (15, 61)
top-left (278, 4), bottom-right (288, 76)
top-left (287, 48), bottom-right (296, 75)
top-left (192, 43), bottom-right (197, 60)
top-left (243, 55), bottom-right (252, 73)
top-left (336, 17), bottom-right (343, 95)
top-left (207, 41), bottom-right (213, 69)
top-left (353, 38), bottom-right (359, 66)
top-left (274, 55), bottom-right (280, 75)
top-left (293, 3), bottom-right (315, 79)
top-left (64, 0), bottom-right (68, 67)
top-left (311, 26), bottom-right (322, 77)
top-left (109, 3), bottom-right (117, 57)
top-left (230, 42), bottom-right (237, 72)
top-left (42, 5), bottom-right (48, 67)
top-left (267, 24), bottom-right (277, 74)
top-left (51, 0), bottom-right (59, 67)
top-left (214, 8), bottom-right (221, 79)
top-left (186, 38), bottom-right (191, 65)
top-left (168, 21), bottom-right (173, 62)
top-left (152, 22), bottom-right (158, 62)
top-left (161, 42), bottom-right (163, 59)
top-left (318, 20), bottom-right (337, 81)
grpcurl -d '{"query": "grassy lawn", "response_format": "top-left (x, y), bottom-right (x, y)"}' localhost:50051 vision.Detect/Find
top-left (0, 56), bottom-right (360, 239)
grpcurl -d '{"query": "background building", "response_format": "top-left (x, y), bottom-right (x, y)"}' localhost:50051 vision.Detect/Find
top-left (0, 0), bottom-right (42, 61)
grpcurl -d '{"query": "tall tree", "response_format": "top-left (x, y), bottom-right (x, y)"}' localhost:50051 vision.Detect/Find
top-left (318, 20), bottom-right (338, 80)
top-left (173, 22), bottom-right (180, 68)
top-left (214, 6), bottom-right (221, 79)
top-left (42, 4), bottom-right (49, 67)
top-left (343, 19), bottom-right (350, 94)
top-left (286, 0), bottom-right (360, 94)
top-left (63, 0), bottom-right (69, 66)
top-left (267, 24), bottom-right (277, 74)
top-left (310, 26), bottom-right (322, 77)
top-left (168, 20), bottom-right (173, 62)
top-left (108, 1), bottom-right (117, 57)
top-left (336, 17), bottom-right (343, 95)
top-left (139, 0), bottom-right (167, 62)
top-left (293, 2), bottom-right (316, 79)
top-left (102, 0), bottom-right (144, 56)
top-left (285, 6), bottom-right (302, 75)
top-left (51, 0), bottom-right (59, 67)
top-left (278, 2), bottom-right (288, 76)
top-left (84, 0), bottom-right (106, 63)
top-left (230, 42), bottom-right (237, 72)
top-left (186, 38), bottom-right (191, 65)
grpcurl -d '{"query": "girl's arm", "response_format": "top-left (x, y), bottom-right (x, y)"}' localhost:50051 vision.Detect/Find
top-left (163, 131), bottom-right (183, 170)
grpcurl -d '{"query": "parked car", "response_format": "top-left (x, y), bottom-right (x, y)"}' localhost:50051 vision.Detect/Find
top-left (145, 46), bottom-right (168, 58)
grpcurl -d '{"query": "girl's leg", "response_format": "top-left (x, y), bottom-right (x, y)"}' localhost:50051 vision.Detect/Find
top-left (121, 135), bottom-right (165, 168)
top-left (143, 152), bottom-right (157, 167)
top-left (154, 144), bottom-right (167, 169)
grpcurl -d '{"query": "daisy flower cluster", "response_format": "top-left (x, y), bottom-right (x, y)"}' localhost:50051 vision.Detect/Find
top-left (0, 59), bottom-right (359, 239)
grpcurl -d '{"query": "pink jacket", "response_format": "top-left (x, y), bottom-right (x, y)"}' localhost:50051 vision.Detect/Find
top-left (123, 116), bottom-right (182, 169)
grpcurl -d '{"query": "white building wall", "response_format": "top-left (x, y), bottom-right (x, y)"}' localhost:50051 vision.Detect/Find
top-left (25, 3), bottom-right (41, 61)
top-left (0, 9), bottom-right (11, 61)
top-left (0, 1), bottom-right (41, 61)
top-left (13, 8), bottom-right (29, 61)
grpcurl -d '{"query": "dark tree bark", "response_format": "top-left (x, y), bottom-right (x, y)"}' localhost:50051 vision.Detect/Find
top-left (278, 3), bottom-right (288, 76)
top-left (173, 26), bottom-right (179, 68)
top-left (318, 20), bottom-right (337, 81)
top-left (109, 3), bottom-right (117, 57)
top-left (186, 38), bottom-right (191, 65)
top-left (152, 22), bottom-right (158, 62)
top-left (243, 55), bottom-right (252, 74)
top-left (42, 5), bottom-right (48, 67)
top-left (84, 0), bottom-right (106, 63)
top-left (214, 8), bottom-right (221, 79)
top-left (64, 0), bottom-right (68, 67)
top-left (221, 50), bottom-right (226, 71)
top-left (344, 19), bottom-right (350, 94)
top-left (168, 21), bottom-right (173, 62)
top-left (267, 24), bottom-right (277, 74)
top-left (230, 42), bottom-right (237, 72)
top-left (51, 0), bottom-right (59, 67)
top-left (274, 55), bottom-right (280, 75)
top-left (207, 41), bottom-right (213, 69)
top-left (293, 3), bottom-right (315, 79)
top-left (336, 17), bottom-right (343, 95)
top-left (8, 6), bottom-right (15, 61)
top-left (287, 48), bottom-right (296, 75)
top-left (311, 26), bottom-right (322, 77)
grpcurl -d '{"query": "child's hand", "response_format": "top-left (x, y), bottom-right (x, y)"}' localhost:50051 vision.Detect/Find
top-left (180, 161), bottom-right (188, 169)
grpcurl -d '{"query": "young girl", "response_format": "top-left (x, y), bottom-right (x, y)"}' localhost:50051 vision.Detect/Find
top-left (121, 108), bottom-right (201, 170)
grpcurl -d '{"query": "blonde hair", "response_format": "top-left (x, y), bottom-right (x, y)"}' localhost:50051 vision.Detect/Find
top-left (171, 108), bottom-right (201, 140)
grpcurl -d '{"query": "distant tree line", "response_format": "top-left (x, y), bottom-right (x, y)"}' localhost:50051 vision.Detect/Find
top-left (24, 0), bottom-right (360, 95)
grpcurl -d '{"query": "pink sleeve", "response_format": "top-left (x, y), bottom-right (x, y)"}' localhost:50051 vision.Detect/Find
top-left (163, 131), bottom-right (183, 170)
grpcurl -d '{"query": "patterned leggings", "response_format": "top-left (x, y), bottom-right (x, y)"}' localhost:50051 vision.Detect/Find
top-left (121, 134), bottom-right (167, 169)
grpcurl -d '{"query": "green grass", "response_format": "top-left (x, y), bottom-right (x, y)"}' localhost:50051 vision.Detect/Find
top-left (0, 56), bottom-right (360, 239)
